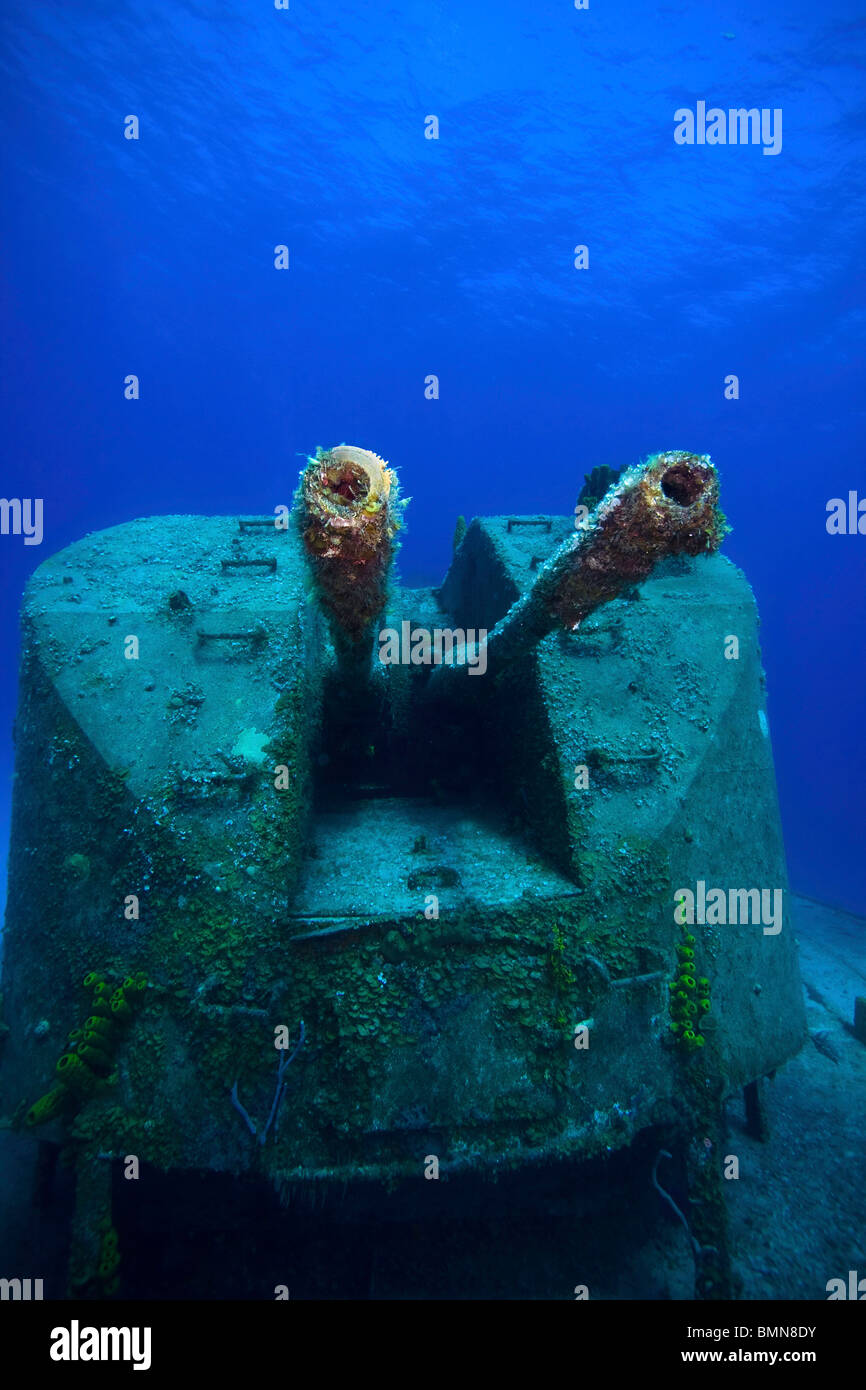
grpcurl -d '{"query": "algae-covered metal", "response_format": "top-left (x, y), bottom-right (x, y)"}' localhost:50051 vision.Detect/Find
top-left (0, 479), bottom-right (804, 1210)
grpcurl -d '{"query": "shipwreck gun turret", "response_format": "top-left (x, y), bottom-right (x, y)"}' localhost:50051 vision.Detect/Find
top-left (0, 441), bottom-right (804, 1300)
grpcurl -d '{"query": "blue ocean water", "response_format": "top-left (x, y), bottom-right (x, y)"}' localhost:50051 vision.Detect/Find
top-left (0, 0), bottom-right (864, 925)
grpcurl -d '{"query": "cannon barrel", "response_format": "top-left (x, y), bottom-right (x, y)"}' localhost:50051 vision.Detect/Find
top-left (428, 451), bottom-right (725, 696)
top-left (296, 444), bottom-right (404, 684)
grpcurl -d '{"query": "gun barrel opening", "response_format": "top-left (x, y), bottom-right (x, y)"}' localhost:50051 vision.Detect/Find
top-left (323, 460), bottom-right (371, 504)
top-left (661, 462), bottom-right (706, 506)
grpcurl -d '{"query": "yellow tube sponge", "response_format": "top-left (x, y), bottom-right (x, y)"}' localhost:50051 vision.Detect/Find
top-left (24, 1085), bottom-right (68, 1127)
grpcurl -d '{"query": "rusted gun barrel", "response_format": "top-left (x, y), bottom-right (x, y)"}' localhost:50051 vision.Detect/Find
top-left (296, 444), bottom-right (405, 684)
top-left (428, 451), bottom-right (726, 697)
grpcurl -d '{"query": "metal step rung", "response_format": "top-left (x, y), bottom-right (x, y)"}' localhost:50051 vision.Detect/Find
top-left (237, 518), bottom-right (286, 534)
top-left (220, 556), bottom-right (277, 573)
top-left (506, 517), bottom-right (552, 533)
top-left (195, 627), bottom-right (268, 648)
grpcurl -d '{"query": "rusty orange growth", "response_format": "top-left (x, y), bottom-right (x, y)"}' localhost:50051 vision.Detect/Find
top-left (551, 451), bottom-right (724, 630)
top-left (299, 445), bottom-right (403, 645)
top-left (427, 450), bottom-right (725, 702)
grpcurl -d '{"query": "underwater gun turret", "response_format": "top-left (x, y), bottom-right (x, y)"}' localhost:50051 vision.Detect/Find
top-left (429, 451), bottom-right (725, 698)
top-left (0, 439), bottom-right (804, 1301)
